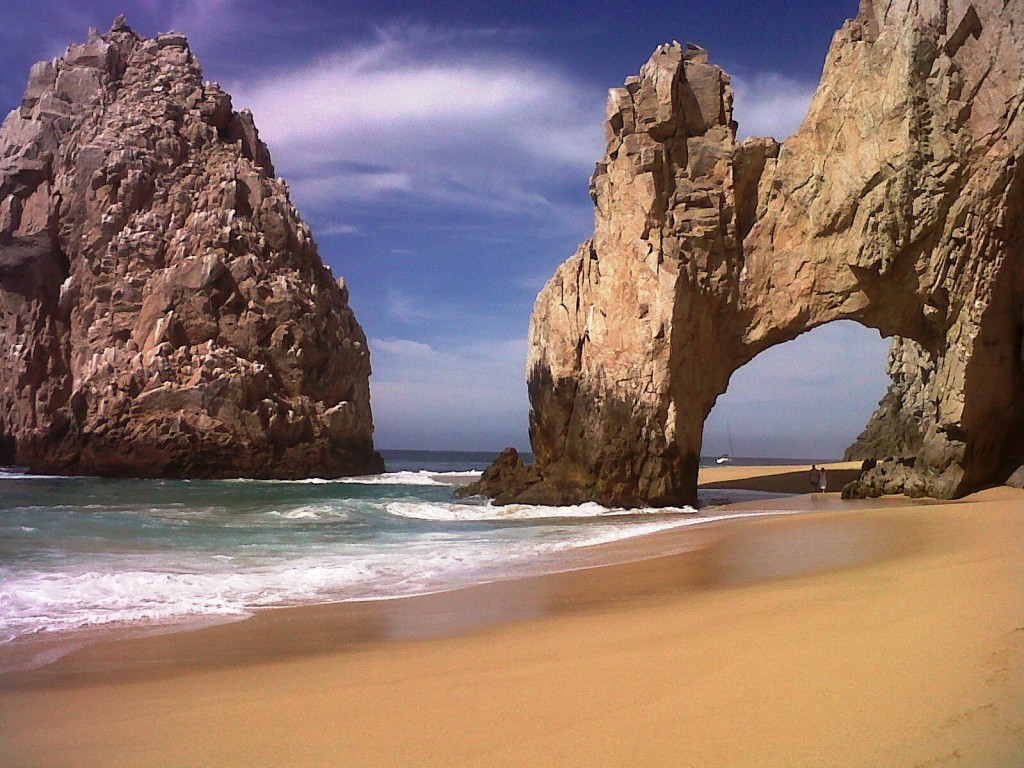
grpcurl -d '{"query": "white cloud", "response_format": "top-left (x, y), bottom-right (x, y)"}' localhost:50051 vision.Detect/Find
top-left (369, 336), bottom-right (529, 450)
top-left (292, 170), bottom-right (413, 203)
top-left (384, 290), bottom-right (439, 325)
top-left (373, 338), bottom-right (437, 358)
top-left (229, 26), bottom-right (605, 215)
top-left (167, 0), bottom-right (235, 34)
top-left (732, 72), bottom-right (817, 141)
top-left (315, 222), bottom-right (359, 236)
top-left (110, 0), bottom-right (242, 48)
top-left (253, 54), bottom-right (550, 136)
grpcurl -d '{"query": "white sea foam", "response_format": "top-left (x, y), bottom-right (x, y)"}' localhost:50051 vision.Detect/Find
top-left (0, 569), bottom-right (255, 637)
top-left (223, 470), bottom-right (465, 486)
top-left (224, 477), bottom-right (335, 485)
top-left (0, 513), bottom-right (699, 640)
top-left (0, 546), bottom-right (499, 638)
top-left (0, 471), bottom-right (78, 480)
top-left (337, 471), bottom-right (454, 486)
top-left (266, 505), bottom-right (350, 520)
top-left (1, 470), bottom-right (481, 485)
top-left (385, 500), bottom-right (695, 522)
top-left (1, 470), bottom-right (474, 487)
top-left (0, 507), bottom-right (797, 640)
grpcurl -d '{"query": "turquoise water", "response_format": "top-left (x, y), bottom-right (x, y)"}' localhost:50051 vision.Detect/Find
top-left (0, 451), bottom-right (790, 645)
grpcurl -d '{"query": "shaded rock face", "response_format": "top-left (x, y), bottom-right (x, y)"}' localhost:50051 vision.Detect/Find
top-left (480, 0), bottom-right (1023, 505)
top-left (0, 18), bottom-right (383, 478)
top-left (844, 336), bottom-right (933, 462)
top-left (453, 447), bottom-right (547, 505)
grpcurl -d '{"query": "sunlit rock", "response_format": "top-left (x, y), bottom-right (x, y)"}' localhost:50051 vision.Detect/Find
top-left (471, 0), bottom-right (1024, 505)
top-left (0, 17), bottom-right (383, 478)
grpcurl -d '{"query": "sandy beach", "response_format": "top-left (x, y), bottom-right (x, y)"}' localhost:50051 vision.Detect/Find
top-left (1, 463), bottom-right (1022, 767)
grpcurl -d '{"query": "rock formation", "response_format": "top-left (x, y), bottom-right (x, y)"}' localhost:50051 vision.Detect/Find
top-left (468, 0), bottom-right (1023, 505)
top-left (0, 17), bottom-right (383, 478)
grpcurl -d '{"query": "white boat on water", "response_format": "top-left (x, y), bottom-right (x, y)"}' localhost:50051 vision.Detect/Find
top-left (715, 423), bottom-right (735, 464)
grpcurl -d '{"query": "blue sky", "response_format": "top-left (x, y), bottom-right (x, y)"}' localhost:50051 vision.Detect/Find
top-left (0, 0), bottom-right (891, 458)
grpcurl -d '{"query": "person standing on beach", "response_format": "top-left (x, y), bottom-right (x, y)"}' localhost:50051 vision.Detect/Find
top-left (809, 464), bottom-right (820, 488)
top-left (819, 467), bottom-right (828, 493)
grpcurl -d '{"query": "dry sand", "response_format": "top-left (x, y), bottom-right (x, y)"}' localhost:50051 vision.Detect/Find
top-left (1, 465), bottom-right (1022, 767)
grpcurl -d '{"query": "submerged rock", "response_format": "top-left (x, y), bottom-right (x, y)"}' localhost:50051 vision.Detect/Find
top-left (489, 0), bottom-right (1024, 505)
top-left (0, 19), bottom-right (383, 478)
top-left (456, 447), bottom-right (541, 504)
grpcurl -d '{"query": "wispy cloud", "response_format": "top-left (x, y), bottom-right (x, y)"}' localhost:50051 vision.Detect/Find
top-left (229, 24), bottom-right (605, 218)
top-left (732, 72), bottom-right (817, 141)
top-left (292, 169), bottom-right (413, 203)
top-left (315, 222), bottom-right (359, 236)
top-left (165, 0), bottom-right (237, 39)
top-left (385, 289), bottom-right (438, 324)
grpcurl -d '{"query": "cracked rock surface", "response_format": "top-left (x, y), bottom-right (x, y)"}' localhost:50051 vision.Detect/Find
top-left (469, 0), bottom-right (1023, 505)
top-left (0, 18), bottom-right (383, 478)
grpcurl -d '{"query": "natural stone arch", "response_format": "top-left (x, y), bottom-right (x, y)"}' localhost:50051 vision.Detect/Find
top-left (468, 0), bottom-right (1023, 507)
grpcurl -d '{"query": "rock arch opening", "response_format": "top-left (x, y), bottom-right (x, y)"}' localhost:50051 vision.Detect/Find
top-left (703, 321), bottom-right (891, 462)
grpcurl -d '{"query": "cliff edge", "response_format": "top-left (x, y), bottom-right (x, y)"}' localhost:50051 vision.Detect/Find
top-left (0, 18), bottom-right (383, 478)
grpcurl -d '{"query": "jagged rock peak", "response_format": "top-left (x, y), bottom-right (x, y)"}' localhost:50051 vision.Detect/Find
top-left (0, 21), bottom-right (384, 478)
top-left (470, 0), bottom-right (1024, 506)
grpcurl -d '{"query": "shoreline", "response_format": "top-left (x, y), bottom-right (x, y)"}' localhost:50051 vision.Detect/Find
top-left (0, 498), bottom-right (898, 690)
top-left (2, 466), bottom-right (1022, 766)
top-left (0, 462), bottom-right (864, 684)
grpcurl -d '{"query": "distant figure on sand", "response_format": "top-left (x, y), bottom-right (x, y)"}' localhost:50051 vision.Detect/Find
top-left (819, 467), bottom-right (828, 493)
top-left (809, 464), bottom-right (820, 488)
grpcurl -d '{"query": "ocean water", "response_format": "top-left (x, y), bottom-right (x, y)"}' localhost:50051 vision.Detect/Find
top-left (0, 450), bottom-right (793, 648)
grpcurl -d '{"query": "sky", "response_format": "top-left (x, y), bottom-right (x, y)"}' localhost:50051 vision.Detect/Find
top-left (0, 0), bottom-right (892, 458)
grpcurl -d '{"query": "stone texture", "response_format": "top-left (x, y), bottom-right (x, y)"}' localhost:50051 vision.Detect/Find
top-left (472, 0), bottom-right (1024, 505)
top-left (1007, 464), bottom-right (1024, 490)
top-left (453, 447), bottom-right (551, 505)
top-left (0, 18), bottom-right (383, 478)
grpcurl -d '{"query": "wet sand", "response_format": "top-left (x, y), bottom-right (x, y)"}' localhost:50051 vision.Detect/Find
top-left (698, 460), bottom-right (864, 494)
top-left (1, 466), bottom-right (1022, 766)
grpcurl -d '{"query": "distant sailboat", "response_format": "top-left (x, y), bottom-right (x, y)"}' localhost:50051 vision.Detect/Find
top-left (716, 422), bottom-right (735, 464)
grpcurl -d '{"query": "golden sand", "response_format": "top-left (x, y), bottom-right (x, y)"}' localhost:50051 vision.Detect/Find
top-left (1, 465), bottom-right (1021, 767)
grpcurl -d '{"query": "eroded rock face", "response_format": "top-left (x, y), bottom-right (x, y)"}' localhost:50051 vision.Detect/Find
top-left (474, 0), bottom-right (1023, 505)
top-left (844, 337), bottom-right (933, 462)
top-left (0, 18), bottom-right (383, 478)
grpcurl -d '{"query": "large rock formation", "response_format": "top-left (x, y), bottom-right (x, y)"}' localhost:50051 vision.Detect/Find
top-left (470, 0), bottom-right (1023, 505)
top-left (0, 18), bottom-right (383, 478)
